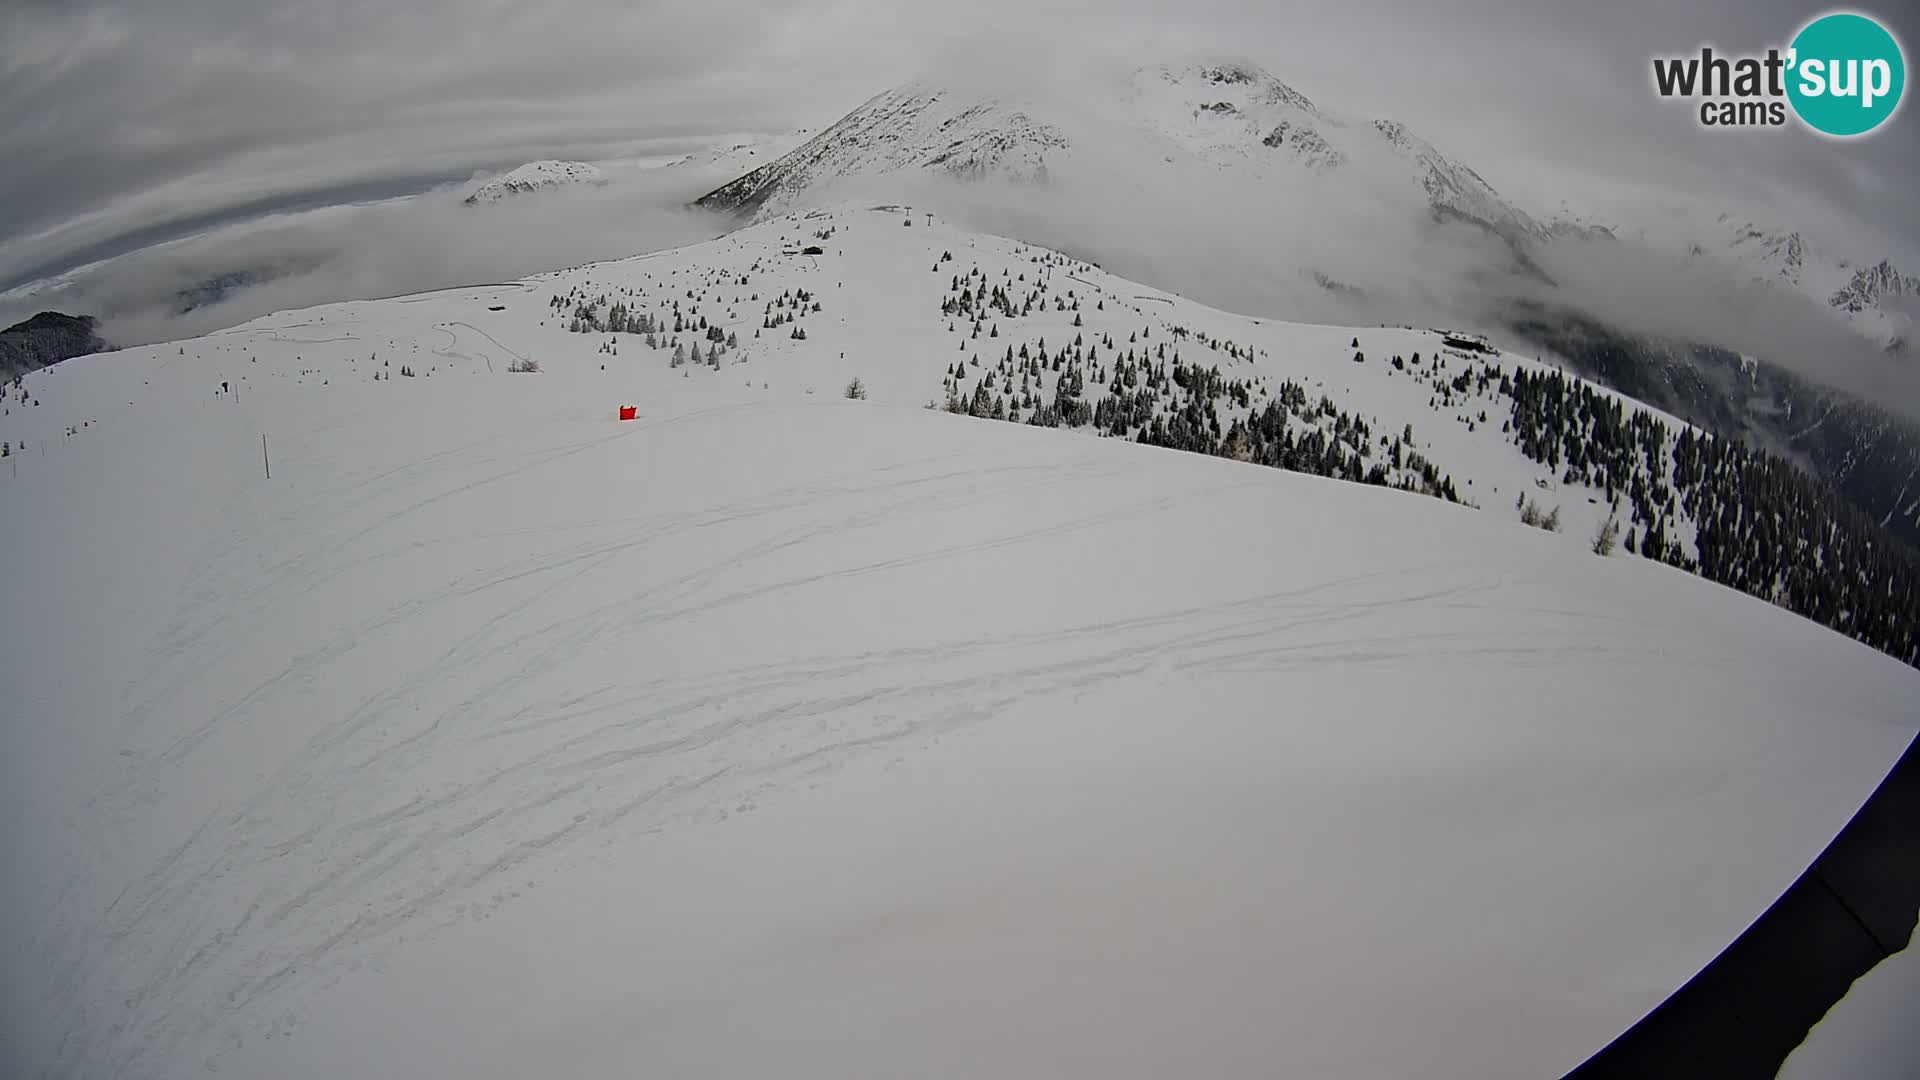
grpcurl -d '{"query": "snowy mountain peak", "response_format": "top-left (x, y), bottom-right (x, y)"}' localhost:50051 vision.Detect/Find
top-left (1140, 59), bottom-right (1323, 116)
top-left (1830, 259), bottom-right (1919, 314)
top-left (1370, 118), bottom-right (1542, 241)
top-left (463, 160), bottom-right (609, 205)
top-left (1120, 60), bottom-right (1345, 170)
top-left (1555, 202), bottom-right (1912, 349)
top-left (1122, 60), bottom-right (1540, 239)
top-left (1719, 217), bottom-right (1810, 285)
top-left (695, 83), bottom-right (1067, 217)
top-left (696, 64), bottom-right (1541, 245)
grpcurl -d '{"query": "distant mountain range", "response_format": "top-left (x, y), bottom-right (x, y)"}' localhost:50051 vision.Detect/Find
top-left (690, 62), bottom-right (1920, 546)
top-left (1547, 207), bottom-right (1917, 351)
top-left (694, 62), bottom-right (1912, 354)
top-left (698, 62), bottom-right (1545, 246)
top-left (14, 60), bottom-right (1917, 546)
top-left (1520, 210), bottom-right (1919, 542)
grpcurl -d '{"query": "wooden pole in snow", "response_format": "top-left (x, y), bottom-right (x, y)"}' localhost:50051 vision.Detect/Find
top-left (262, 433), bottom-right (271, 479)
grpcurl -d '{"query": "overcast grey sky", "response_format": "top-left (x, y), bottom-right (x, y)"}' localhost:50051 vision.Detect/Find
top-left (1, 0), bottom-right (1915, 290)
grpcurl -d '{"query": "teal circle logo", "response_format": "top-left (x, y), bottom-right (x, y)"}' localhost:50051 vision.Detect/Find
top-left (1787, 12), bottom-right (1906, 136)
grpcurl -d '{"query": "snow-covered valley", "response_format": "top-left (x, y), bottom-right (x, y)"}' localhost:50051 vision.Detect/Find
top-left (2, 207), bottom-right (1917, 1079)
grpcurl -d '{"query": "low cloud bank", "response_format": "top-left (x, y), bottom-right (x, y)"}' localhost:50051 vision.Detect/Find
top-left (812, 165), bottom-right (1916, 418)
top-left (0, 164), bottom-right (736, 348)
top-left (5, 154), bottom-right (1910, 420)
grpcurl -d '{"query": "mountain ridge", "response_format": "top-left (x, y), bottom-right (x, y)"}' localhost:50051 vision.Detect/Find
top-left (463, 160), bottom-right (609, 205)
top-left (688, 67), bottom-right (1919, 550)
top-left (8, 202), bottom-right (1911, 663)
top-left (696, 62), bottom-right (1544, 245)
top-left (0, 310), bottom-right (109, 381)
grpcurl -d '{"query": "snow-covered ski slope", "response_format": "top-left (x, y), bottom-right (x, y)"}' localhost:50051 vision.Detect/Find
top-left (2, 207), bottom-right (1916, 1079)
top-left (30, 204), bottom-right (1711, 554)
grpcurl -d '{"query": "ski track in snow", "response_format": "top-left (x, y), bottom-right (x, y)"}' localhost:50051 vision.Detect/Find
top-left (431, 321), bottom-right (536, 375)
top-left (31, 417), bottom-right (1646, 1077)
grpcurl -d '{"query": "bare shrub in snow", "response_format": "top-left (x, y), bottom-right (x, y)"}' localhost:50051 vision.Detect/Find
top-left (1592, 514), bottom-right (1621, 555)
top-left (1518, 495), bottom-right (1563, 533)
